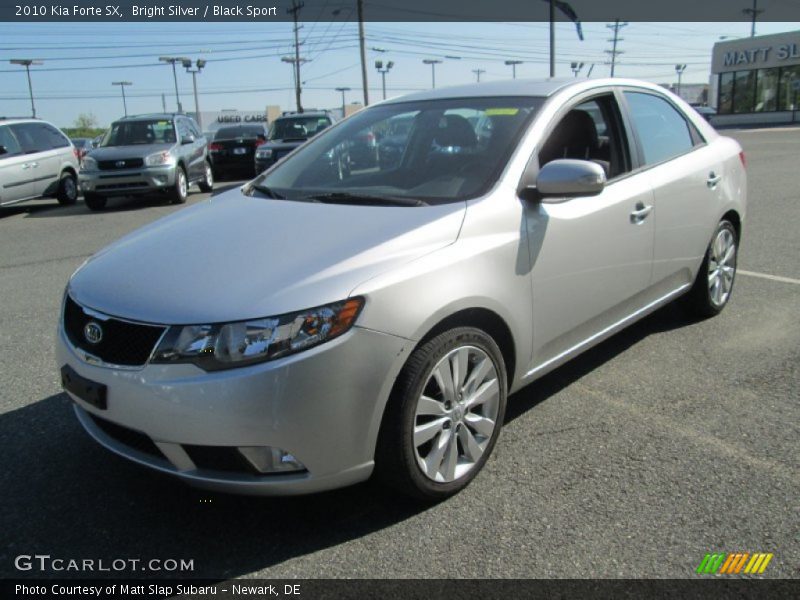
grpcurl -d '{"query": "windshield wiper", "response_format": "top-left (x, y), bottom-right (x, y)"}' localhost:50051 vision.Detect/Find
top-left (303, 192), bottom-right (427, 207)
top-left (246, 184), bottom-right (285, 199)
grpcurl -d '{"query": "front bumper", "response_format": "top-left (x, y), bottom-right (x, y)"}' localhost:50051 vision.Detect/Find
top-left (57, 324), bottom-right (410, 495)
top-left (79, 165), bottom-right (176, 196)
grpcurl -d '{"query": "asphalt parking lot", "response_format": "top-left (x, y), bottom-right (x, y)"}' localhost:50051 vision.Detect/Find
top-left (0, 129), bottom-right (798, 580)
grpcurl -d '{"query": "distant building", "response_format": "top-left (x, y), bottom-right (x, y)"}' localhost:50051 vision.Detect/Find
top-left (189, 105), bottom-right (281, 134)
top-left (710, 30), bottom-right (800, 126)
top-left (661, 83), bottom-right (709, 105)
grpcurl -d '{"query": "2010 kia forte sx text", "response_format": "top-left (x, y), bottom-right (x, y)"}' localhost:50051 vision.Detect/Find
top-left (57, 79), bottom-right (746, 500)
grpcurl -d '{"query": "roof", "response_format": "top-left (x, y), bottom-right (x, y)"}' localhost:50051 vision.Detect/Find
top-left (115, 113), bottom-right (184, 121)
top-left (276, 110), bottom-right (332, 119)
top-left (379, 77), bottom-right (670, 105)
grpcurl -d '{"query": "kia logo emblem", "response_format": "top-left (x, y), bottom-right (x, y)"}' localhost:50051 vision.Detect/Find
top-left (83, 322), bottom-right (103, 345)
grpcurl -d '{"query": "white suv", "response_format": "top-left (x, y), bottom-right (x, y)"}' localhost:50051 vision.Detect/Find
top-left (0, 118), bottom-right (80, 207)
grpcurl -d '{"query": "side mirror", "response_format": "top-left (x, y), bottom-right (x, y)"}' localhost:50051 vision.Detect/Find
top-left (521, 159), bottom-right (606, 202)
top-left (181, 134), bottom-right (195, 145)
top-left (0, 145), bottom-right (7, 156)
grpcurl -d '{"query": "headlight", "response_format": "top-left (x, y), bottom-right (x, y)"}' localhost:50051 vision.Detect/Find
top-left (81, 156), bottom-right (98, 171)
top-left (144, 151), bottom-right (175, 166)
top-left (255, 147), bottom-right (273, 158)
top-left (151, 297), bottom-right (364, 371)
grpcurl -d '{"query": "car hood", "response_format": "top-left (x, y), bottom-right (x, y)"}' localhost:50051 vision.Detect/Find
top-left (69, 190), bottom-right (466, 325)
top-left (88, 144), bottom-right (174, 160)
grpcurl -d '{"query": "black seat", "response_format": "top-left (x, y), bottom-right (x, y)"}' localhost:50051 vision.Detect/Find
top-left (538, 110), bottom-right (609, 175)
top-left (433, 114), bottom-right (478, 149)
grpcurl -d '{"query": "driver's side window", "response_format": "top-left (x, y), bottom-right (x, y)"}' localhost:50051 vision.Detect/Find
top-left (538, 94), bottom-right (631, 180)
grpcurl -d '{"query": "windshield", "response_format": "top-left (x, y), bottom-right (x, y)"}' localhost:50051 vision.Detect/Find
top-left (269, 116), bottom-right (332, 141)
top-left (254, 97), bottom-right (543, 204)
top-left (101, 119), bottom-right (176, 146)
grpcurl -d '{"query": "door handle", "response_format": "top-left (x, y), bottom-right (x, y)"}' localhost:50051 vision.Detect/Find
top-left (30, 162), bottom-right (38, 168)
top-left (630, 202), bottom-right (653, 224)
top-left (707, 171), bottom-right (722, 188)
top-left (21, 163), bottom-right (30, 170)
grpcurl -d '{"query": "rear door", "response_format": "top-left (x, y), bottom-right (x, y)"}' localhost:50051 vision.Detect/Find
top-left (620, 90), bottom-right (722, 290)
top-left (0, 125), bottom-right (33, 204)
top-left (9, 123), bottom-right (59, 197)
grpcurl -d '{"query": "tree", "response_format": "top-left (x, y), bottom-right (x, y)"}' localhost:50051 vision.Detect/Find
top-left (74, 113), bottom-right (98, 130)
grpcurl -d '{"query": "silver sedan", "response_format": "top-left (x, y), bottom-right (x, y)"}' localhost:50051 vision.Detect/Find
top-left (57, 78), bottom-right (746, 500)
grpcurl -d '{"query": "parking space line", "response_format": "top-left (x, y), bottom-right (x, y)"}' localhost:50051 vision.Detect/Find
top-left (738, 270), bottom-right (800, 286)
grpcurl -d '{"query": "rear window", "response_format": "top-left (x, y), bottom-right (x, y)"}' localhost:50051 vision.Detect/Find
top-left (269, 116), bottom-right (332, 140)
top-left (215, 126), bottom-right (266, 140)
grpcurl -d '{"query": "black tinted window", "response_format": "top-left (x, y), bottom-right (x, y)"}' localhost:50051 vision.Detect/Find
top-left (624, 92), bottom-right (695, 165)
top-left (0, 125), bottom-right (22, 156)
top-left (9, 123), bottom-right (49, 153)
top-left (215, 126), bottom-right (266, 139)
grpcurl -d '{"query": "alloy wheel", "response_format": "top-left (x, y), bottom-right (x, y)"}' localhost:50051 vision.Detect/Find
top-left (708, 227), bottom-right (736, 307)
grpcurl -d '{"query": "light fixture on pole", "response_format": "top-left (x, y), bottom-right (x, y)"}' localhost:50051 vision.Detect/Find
top-left (422, 59), bottom-right (442, 89)
top-left (675, 63), bottom-right (687, 97)
top-left (112, 81), bottom-right (132, 116)
top-left (472, 69), bottom-right (486, 82)
top-left (182, 58), bottom-right (206, 130)
top-left (335, 87), bottom-right (351, 118)
top-left (159, 56), bottom-right (190, 112)
top-left (570, 62), bottom-right (585, 78)
top-left (504, 60), bottom-right (523, 79)
top-left (10, 59), bottom-right (43, 118)
top-left (375, 60), bottom-right (394, 100)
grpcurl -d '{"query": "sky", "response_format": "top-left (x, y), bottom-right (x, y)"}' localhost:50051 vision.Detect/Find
top-left (0, 20), bottom-right (798, 128)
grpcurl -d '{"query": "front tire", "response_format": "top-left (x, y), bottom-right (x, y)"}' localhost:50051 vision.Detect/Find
top-left (171, 167), bottom-right (188, 204)
top-left (57, 172), bottom-right (78, 205)
top-left (375, 327), bottom-right (507, 500)
top-left (198, 161), bottom-right (214, 193)
top-left (83, 193), bottom-right (107, 211)
top-left (686, 219), bottom-right (738, 317)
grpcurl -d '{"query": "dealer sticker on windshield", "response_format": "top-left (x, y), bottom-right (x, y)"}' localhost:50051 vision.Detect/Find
top-left (485, 108), bottom-right (520, 116)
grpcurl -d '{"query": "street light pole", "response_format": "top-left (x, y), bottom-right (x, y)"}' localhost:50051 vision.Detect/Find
top-left (375, 60), bottom-right (394, 100)
top-left (10, 59), bottom-right (43, 118)
top-left (182, 59), bottom-right (206, 130)
top-left (335, 87), bottom-right (351, 118)
top-left (422, 59), bottom-right (442, 89)
top-left (675, 64), bottom-right (687, 98)
top-left (112, 81), bottom-right (132, 116)
top-left (159, 56), bottom-right (189, 112)
top-left (570, 62), bottom-right (584, 77)
top-left (504, 60), bottom-right (523, 79)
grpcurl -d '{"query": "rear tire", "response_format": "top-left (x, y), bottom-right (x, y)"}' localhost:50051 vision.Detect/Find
top-left (198, 161), bottom-right (214, 193)
top-left (57, 172), bottom-right (78, 206)
top-left (83, 193), bottom-right (107, 211)
top-left (685, 219), bottom-right (738, 318)
top-left (171, 167), bottom-right (188, 204)
top-left (375, 327), bottom-right (507, 501)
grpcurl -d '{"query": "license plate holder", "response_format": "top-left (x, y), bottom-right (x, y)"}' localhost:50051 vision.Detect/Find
top-left (61, 364), bottom-right (107, 410)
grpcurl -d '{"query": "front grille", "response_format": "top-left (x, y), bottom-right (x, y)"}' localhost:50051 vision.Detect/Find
top-left (63, 296), bottom-right (166, 367)
top-left (89, 414), bottom-right (165, 460)
top-left (98, 158), bottom-right (144, 170)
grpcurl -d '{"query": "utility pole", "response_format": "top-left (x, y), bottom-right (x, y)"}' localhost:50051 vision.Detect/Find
top-left (182, 59), bottom-right (206, 130)
top-left (10, 59), bottom-right (42, 118)
top-left (335, 87), bottom-right (350, 118)
top-left (357, 0), bottom-right (369, 106)
top-left (159, 56), bottom-right (189, 112)
top-left (605, 20), bottom-right (628, 77)
top-left (112, 81), bottom-right (132, 117)
top-left (505, 60), bottom-right (523, 79)
top-left (675, 64), bottom-right (687, 98)
top-left (287, 1), bottom-right (304, 113)
top-left (472, 69), bottom-right (485, 82)
top-left (375, 60), bottom-right (394, 100)
top-left (161, 94), bottom-right (167, 112)
top-left (549, 0), bottom-right (555, 77)
top-left (423, 59), bottom-right (442, 89)
top-left (742, 0), bottom-right (763, 37)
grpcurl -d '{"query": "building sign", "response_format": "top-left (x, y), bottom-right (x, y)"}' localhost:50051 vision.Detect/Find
top-left (713, 31), bottom-right (800, 73)
top-left (216, 114), bottom-right (268, 123)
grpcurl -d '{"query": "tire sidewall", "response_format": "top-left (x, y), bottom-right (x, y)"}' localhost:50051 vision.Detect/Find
top-left (701, 219), bottom-right (738, 315)
top-left (173, 167), bottom-right (188, 203)
top-left (395, 328), bottom-right (507, 499)
top-left (58, 172), bottom-right (78, 205)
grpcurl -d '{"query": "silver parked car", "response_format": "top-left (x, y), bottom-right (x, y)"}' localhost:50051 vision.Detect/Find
top-left (79, 113), bottom-right (212, 211)
top-left (57, 79), bottom-right (746, 499)
top-left (0, 118), bottom-right (80, 207)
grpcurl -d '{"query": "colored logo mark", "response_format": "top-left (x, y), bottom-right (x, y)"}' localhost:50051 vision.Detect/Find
top-left (696, 552), bottom-right (774, 575)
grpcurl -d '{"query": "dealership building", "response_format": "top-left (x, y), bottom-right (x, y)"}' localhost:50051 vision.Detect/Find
top-left (711, 30), bottom-right (800, 126)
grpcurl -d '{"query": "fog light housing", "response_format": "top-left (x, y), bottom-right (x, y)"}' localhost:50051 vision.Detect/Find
top-left (154, 175), bottom-right (168, 184)
top-left (238, 446), bottom-right (305, 474)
